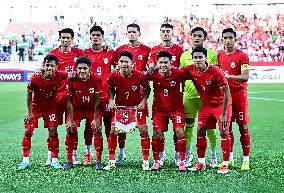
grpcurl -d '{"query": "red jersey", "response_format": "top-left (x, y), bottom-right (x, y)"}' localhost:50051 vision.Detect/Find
top-left (148, 67), bottom-right (186, 112)
top-left (27, 71), bottom-right (67, 111)
top-left (66, 74), bottom-right (101, 111)
top-left (182, 64), bottom-right (228, 107)
top-left (114, 43), bottom-right (151, 72)
top-left (83, 48), bottom-right (115, 100)
top-left (148, 44), bottom-right (183, 67)
top-left (218, 49), bottom-right (249, 90)
top-left (107, 70), bottom-right (149, 106)
top-left (48, 46), bottom-right (83, 73)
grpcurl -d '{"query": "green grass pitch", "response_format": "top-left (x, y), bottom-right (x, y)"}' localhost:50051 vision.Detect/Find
top-left (0, 83), bottom-right (284, 193)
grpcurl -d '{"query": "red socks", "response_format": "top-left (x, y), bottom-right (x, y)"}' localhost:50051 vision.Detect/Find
top-left (94, 133), bottom-right (103, 162)
top-left (140, 133), bottom-right (150, 160)
top-left (108, 133), bottom-right (117, 160)
top-left (65, 133), bottom-right (76, 161)
top-left (22, 132), bottom-right (33, 157)
top-left (196, 133), bottom-right (207, 158)
top-left (221, 133), bottom-right (231, 161)
top-left (240, 127), bottom-right (251, 156)
top-left (177, 136), bottom-right (186, 161)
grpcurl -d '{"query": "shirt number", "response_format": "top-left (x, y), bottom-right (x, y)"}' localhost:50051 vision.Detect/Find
top-left (164, 89), bottom-right (168, 96)
top-left (125, 92), bottom-right (130, 100)
top-left (82, 96), bottom-right (90, 103)
top-left (97, 67), bottom-right (102, 76)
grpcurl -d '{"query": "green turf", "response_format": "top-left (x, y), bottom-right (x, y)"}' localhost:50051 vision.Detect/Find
top-left (0, 83), bottom-right (284, 193)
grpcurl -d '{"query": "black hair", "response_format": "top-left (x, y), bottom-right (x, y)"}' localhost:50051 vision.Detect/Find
top-left (44, 55), bottom-right (58, 64)
top-left (90, 25), bottom-right (104, 36)
top-left (119, 51), bottom-right (133, 61)
top-left (157, 51), bottom-right (172, 60)
top-left (222, 28), bottom-right (237, 37)
top-left (191, 27), bottom-right (207, 39)
top-left (76, 57), bottom-right (91, 67)
top-left (127, 23), bottom-right (140, 33)
top-left (160, 23), bottom-right (174, 30)
top-left (59, 28), bottom-right (74, 38)
top-left (191, 46), bottom-right (207, 57)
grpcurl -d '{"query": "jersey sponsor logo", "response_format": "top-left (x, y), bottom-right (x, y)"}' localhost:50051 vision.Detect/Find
top-left (138, 55), bottom-right (143, 60)
top-left (103, 58), bottom-right (108, 64)
top-left (231, 62), bottom-right (236, 68)
top-left (89, 88), bottom-right (94, 93)
top-left (132, 86), bottom-right (137, 91)
top-left (172, 55), bottom-right (176, 61)
top-left (170, 81), bottom-right (176, 86)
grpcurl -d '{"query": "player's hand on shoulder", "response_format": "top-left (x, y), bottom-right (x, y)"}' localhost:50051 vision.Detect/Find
top-left (24, 112), bottom-right (34, 123)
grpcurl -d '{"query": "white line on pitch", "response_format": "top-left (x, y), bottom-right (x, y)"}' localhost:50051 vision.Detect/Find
top-left (248, 97), bottom-right (284, 102)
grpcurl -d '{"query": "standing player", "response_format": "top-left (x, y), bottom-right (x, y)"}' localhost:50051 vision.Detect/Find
top-left (113, 23), bottom-right (151, 164)
top-left (18, 55), bottom-right (67, 170)
top-left (148, 23), bottom-right (184, 165)
top-left (180, 27), bottom-right (218, 168)
top-left (82, 25), bottom-right (115, 166)
top-left (46, 28), bottom-right (83, 166)
top-left (63, 57), bottom-right (102, 170)
top-left (182, 47), bottom-right (232, 174)
top-left (104, 51), bottom-right (151, 171)
top-left (147, 51), bottom-right (187, 172)
top-left (218, 28), bottom-right (251, 170)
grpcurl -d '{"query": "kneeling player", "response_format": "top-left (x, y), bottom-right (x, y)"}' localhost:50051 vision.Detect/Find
top-left (104, 51), bottom-right (151, 171)
top-left (182, 47), bottom-right (232, 174)
top-left (63, 57), bottom-right (102, 170)
top-left (18, 55), bottom-right (67, 170)
top-left (147, 51), bottom-right (187, 172)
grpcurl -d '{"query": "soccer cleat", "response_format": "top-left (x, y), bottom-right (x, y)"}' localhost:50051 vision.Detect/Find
top-left (116, 153), bottom-right (126, 166)
top-left (188, 162), bottom-right (206, 171)
top-left (185, 153), bottom-right (194, 167)
top-left (63, 161), bottom-right (73, 170)
top-left (159, 153), bottom-right (167, 167)
top-left (218, 160), bottom-right (235, 168)
top-left (217, 165), bottom-right (229, 174)
top-left (142, 160), bottom-right (151, 171)
top-left (104, 161), bottom-right (116, 170)
top-left (83, 153), bottom-right (92, 166)
top-left (72, 155), bottom-right (81, 165)
top-left (95, 162), bottom-right (104, 170)
top-left (45, 158), bottom-right (52, 166)
top-left (210, 156), bottom-right (218, 168)
top-left (178, 161), bottom-right (186, 172)
top-left (151, 161), bottom-right (160, 171)
top-left (18, 162), bottom-right (29, 170)
top-left (174, 152), bottom-right (180, 166)
top-left (51, 160), bottom-right (63, 169)
top-left (241, 160), bottom-right (250, 171)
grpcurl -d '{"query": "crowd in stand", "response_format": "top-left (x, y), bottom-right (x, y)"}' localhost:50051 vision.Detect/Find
top-left (1, 12), bottom-right (283, 62)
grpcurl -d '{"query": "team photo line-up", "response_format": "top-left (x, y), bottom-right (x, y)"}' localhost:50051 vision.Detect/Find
top-left (18, 23), bottom-right (251, 174)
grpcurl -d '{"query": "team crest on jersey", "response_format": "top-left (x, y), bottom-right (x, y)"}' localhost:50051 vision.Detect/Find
top-left (103, 58), bottom-right (108, 64)
top-left (138, 55), bottom-right (143, 60)
top-left (206, 80), bottom-right (211, 85)
top-left (170, 81), bottom-right (176, 86)
top-left (231, 62), bottom-right (236, 68)
top-left (65, 84), bottom-right (69, 89)
top-left (132, 86), bottom-right (137, 91)
top-left (89, 88), bottom-right (94, 93)
top-left (172, 55), bottom-right (176, 61)
top-left (123, 112), bottom-right (128, 119)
